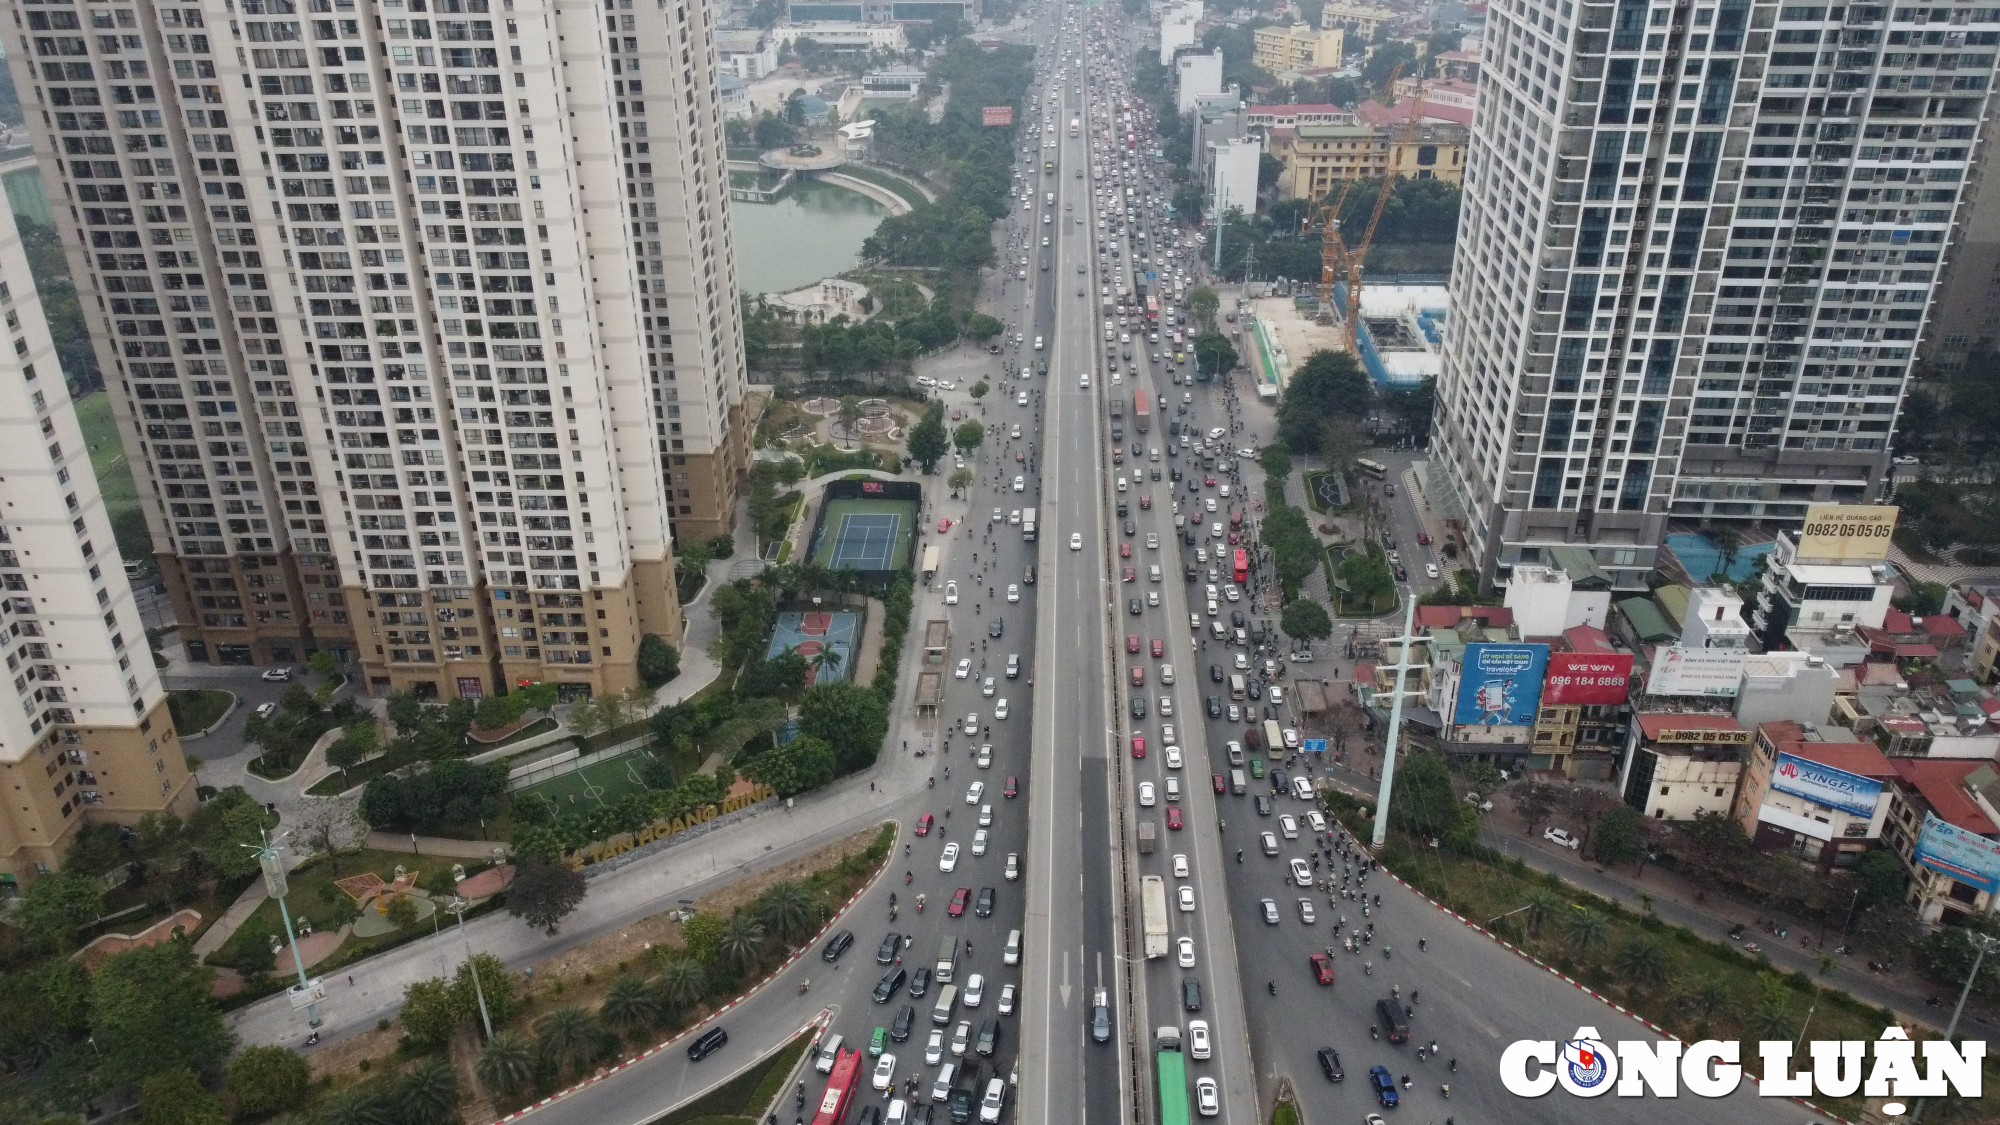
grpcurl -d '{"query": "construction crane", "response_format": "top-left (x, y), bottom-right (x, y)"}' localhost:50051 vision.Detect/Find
top-left (1309, 63), bottom-right (1428, 350)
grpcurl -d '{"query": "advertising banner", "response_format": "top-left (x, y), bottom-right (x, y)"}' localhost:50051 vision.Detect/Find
top-left (1452, 643), bottom-right (1550, 726)
top-left (1797, 503), bottom-right (1898, 562)
top-left (1913, 811), bottom-right (2000, 895)
top-left (1771, 752), bottom-right (1883, 818)
top-left (1542, 652), bottom-right (1634, 706)
top-left (1645, 645), bottom-right (1747, 697)
top-left (982, 106), bottom-right (1014, 126)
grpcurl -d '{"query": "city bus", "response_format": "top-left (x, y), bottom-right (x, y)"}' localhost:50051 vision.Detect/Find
top-left (1233, 548), bottom-right (1248, 584)
top-left (1355, 458), bottom-right (1388, 479)
top-left (1145, 296), bottom-right (1159, 325)
top-left (1156, 1028), bottom-right (1190, 1125)
top-left (812, 1046), bottom-right (863, 1125)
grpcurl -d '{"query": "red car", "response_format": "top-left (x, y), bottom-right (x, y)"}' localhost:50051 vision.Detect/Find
top-left (1119, 542), bottom-right (1132, 558)
top-left (1015, 451), bottom-right (1025, 462)
top-left (948, 887), bottom-right (971, 917)
top-left (1131, 735), bottom-right (1147, 758)
top-left (1417, 531), bottom-right (1431, 545)
top-left (1131, 666), bottom-right (1145, 687)
top-left (1004, 776), bottom-right (1018, 798)
top-left (915, 813), bottom-right (935, 836)
top-left (1165, 804), bottom-right (1183, 830)
top-left (1204, 476), bottom-right (1217, 487)
top-left (1228, 530), bottom-right (1240, 545)
top-left (1126, 634), bottom-right (1141, 653)
top-left (1151, 639), bottom-right (1165, 658)
top-left (1212, 774), bottom-right (1226, 794)
top-left (1122, 566), bottom-right (1136, 582)
top-left (1139, 495), bottom-right (1152, 509)
top-left (937, 518), bottom-right (953, 533)
top-left (1310, 953), bottom-right (1336, 985)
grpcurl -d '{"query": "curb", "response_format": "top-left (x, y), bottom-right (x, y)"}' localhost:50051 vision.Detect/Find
top-left (1325, 797), bottom-right (1861, 1125)
top-left (483, 823), bottom-right (897, 1125)
top-left (178, 689), bottom-right (240, 742)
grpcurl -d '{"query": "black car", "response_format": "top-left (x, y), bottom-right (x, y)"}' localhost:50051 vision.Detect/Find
top-left (873, 967), bottom-right (908, 1003)
top-left (823, 930), bottom-right (855, 962)
top-left (1128, 598), bottom-right (1142, 615)
top-left (857, 1106), bottom-right (885, 1125)
top-left (891, 1004), bottom-right (917, 1042)
top-left (1131, 695), bottom-right (1147, 719)
top-left (909, 967), bottom-right (933, 998)
top-left (1231, 610), bottom-right (1245, 628)
top-left (1024, 565), bottom-right (1036, 585)
top-left (988, 617), bottom-right (1004, 638)
top-left (1272, 769), bottom-right (1289, 790)
top-left (1185, 564), bottom-right (1198, 581)
top-left (1123, 519), bottom-right (1137, 535)
top-left (1246, 680), bottom-right (1262, 700)
top-left (1209, 664), bottom-right (1223, 682)
top-left (1090, 1000), bottom-right (1113, 1043)
top-left (1182, 976), bottom-right (1202, 1011)
top-left (976, 1018), bottom-right (1001, 1057)
top-left (1317, 1047), bottom-right (1345, 1082)
top-left (1206, 696), bottom-right (1222, 718)
top-left (878, 932), bottom-right (902, 965)
top-left (1183, 531), bottom-right (1197, 546)
top-left (975, 886), bottom-right (997, 917)
top-left (1255, 795), bottom-right (1274, 816)
top-left (686, 1026), bottom-right (728, 1061)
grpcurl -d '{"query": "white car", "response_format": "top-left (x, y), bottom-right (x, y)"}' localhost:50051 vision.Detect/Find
top-left (1298, 898), bottom-right (1318, 924)
top-left (925, 1029), bottom-right (946, 1066)
top-left (940, 842), bottom-right (961, 872)
top-left (1177, 935), bottom-right (1197, 967)
top-left (1138, 781), bottom-right (1156, 807)
top-left (1145, 532), bottom-right (1159, 550)
top-left (956, 657), bottom-right (972, 680)
top-left (967, 781), bottom-right (986, 805)
top-left (1007, 584), bottom-right (1020, 603)
top-left (964, 713), bottom-right (980, 736)
top-left (978, 743), bottom-right (995, 768)
top-left (1189, 1020), bottom-right (1211, 1060)
top-left (1070, 532), bottom-right (1083, 550)
top-left (1080, 372), bottom-right (1091, 388)
top-left (1426, 563), bottom-right (1440, 579)
top-left (998, 983), bottom-right (1017, 1015)
top-left (979, 804), bottom-right (993, 826)
top-left (1157, 695), bottom-right (1173, 718)
top-left (1164, 745), bottom-right (1183, 769)
top-left (963, 973), bottom-right (986, 1007)
top-left (1013, 476), bottom-right (1025, 493)
top-left (1005, 852), bottom-right (1019, 881)
top-left (1172, 853), bottom-right (1189, 878)
top-left (1195, 1077), bottom-right (1219, 1116)
top-left (1177, 885), bottom-right (1196, 912)
top-left (873, 1053), bottom-right (898, 1091)
top-left (1223, 584), bottom-right (1240, 603)
top-left (945, 582), bottom-right (960, 605)
top-left (1260, 898), bottom-right (1280, 924)
top-left (972, 829), bottom-right (989, 857)
top-left (1160, 724), bottom-right (1176, 746)
top-left (1279, 813), bottom-right (1298, 839)
top-left (982, 676), bottom-right (996, 698)
top-left (1204, 497), bottom-right (1217, 512)
top-left (1544, 826), bottom-right (1581, 849)
top-left (1290, 858), bottom-right (1312, 886)
top-left (995, 698), bottom-right (1010, 720)
top-left (951, 1020), bottom-right (972, 1057)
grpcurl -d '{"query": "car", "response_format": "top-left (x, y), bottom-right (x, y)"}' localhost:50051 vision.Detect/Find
top-left (966, 781), bottom-right (986, 805)
top-left (1177, 885), bottom-right (1196, 912)
top-left (1280, 814), bottom-right (1299, 839)
top-left (1544, 826), bottom-right (1581, 849)
top-left (1164, 745), bottom-right (1183, 768)
top-left (1006, 584), bottom-right (1020, 602)
top-left (1318, 1047), bottom-right (1345, 1082)
top-left (1298, 898), bottom-right (1318, 923)
top-left (963, 973), bottom-right (986, 1007)
top-left (1138, 781), bottom-right (1156, 807)
top-left (1195, 1077), bottom-right (1219, 1117)
top-left (1131, 735), bottom-right (1146, 758)
top-left (1260, 898), bottom-right (1280, 924)
top-left (891, 1004), bottom-right (917, 1041)
top-left (1256, 794), bottom-right (1274, 816)
top-left (1228, 704), bottom-right (1242, 723)
top-left (1090, 990), bottom-right (1113, 1043)
top-left (687, 1026), bottom-right (728, 1061)
top-left (988, 618), bottom-right (1003, 638)
top-left (868, 1027), bottom-right (888, 1057)
top-left (1177, 935), bottom-right (1196, 967)
top-left (1425, 562), bottom-right (1440, 580)
top-left (260, 667), bottom-right (293, 682)
top-left (998, 982), bottom-right (1017, 1015)
top-left (1188, 1018), bottom-right (1211, 1058)
top-left (1005, 852), bottom-right (1019, 880)
top-left (1151, 638), bottom-right (1165, 658)
top-left (972, 829), bottom-right (989, 857)
top-left (955, 657), bottom-right (972, 680)
top-left (1369, 1065), bottom-right (1400, 1107)
top-left (1128, 597), bottom-right (1142, 615)
top-left (1140, 494), bottom-right (1152, 509)
top-left (1005, 654), bottom-right (1021, 680)
top-left (948, 887), bottom-right (971, 917)
top-left (1004, 775), bottom-right (1019, 798)
top-left (925, 1029), bottom-right (947, 1066)
top-left (1070, 532), bottom-right (1083, 550)
top-left (981, 676), bottom-right (996, 699)
top-left (940, 842), bottom-right (961, 872)
top-left (1127, 633), bottom-right (1141, 653)
top-left (1210, 664), bottom-right (1224, 682)
top-left (1212, 774), bottom-right (1226, 795)
top-left (976, 744), bottom-right (993, 769)
top-left (951, 1019), bottom-right (973, 1057)
top-left (1165, 804), bottom-right (1183, 829)
top-left (874, 969), bottom-right (908, 1003)
top-left (878, 932), bottom-right (904, 965)
top-left (1309, 951), bottom-right (1336, 985)
top-left (944, 582), bottom-right (959, 605)
top-left (915, 814), bottom-right (935, 837)
top-left (964, 713), bottom-right (979, 736)
top-left (995, 698), bottom-right (1010, 720)
top-left (975, 887), bottom-right (996, 917)
top-left (1206, 696), bottom-right (1222, 718)
top-left (872, 1052), bottom-right (898, 1090)
top-left (254, 702), bottom-right (278, 720)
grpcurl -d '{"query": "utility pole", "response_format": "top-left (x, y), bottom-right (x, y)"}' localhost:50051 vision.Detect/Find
top-left (1911, 928), bottom-right (2000, 1121)
top-left (247, 829), bottom-right (323, 1030)
top-left (447, 897), bottom-right (494, 1041)
top-left (1370, 593), bottom-right (1420, 850)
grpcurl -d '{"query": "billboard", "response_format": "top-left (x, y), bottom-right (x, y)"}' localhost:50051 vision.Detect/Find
top-left (982, 106), bottom-right (1014, 126)
top-left (1542, 652), bottom-right (1635, 706)
top-left (1771, 752), bottom-right (1883, 819)
top-left (1452, 643), bottom-right (1550, 727)
top-left (1914, 811), bottom-right (2000, 895)
top-left (1797, 503), bottom-right (1898, 562)
top-left (1645, 645), bottom-right (1747, 697)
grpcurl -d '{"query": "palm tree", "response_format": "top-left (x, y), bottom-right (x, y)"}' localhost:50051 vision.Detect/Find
top-left (718, 914), bottom-right (768, 975)
top-left (757, 881), bottom-right (820, 947)
top-left (600, 975), bottom-right (658, 1030)
top-left (1613, 936), bottom-right (1669, 990)
top-left (811, 645), bottom-right (846, 681)
top-left (399, 1056), bottom-right (460, 1125)
top-left (535, 1006), bottom-right (604, 1079)
top-left (476, 1031), bottom-right (539, 1098)
top-left (1747, 996), bottom-right (1794, 1040)
top-left (1520, 888), bottom-right (1564, 937)
top-left (316, 1087), bottom-right (397, 1125)
top-left (1670, 974), bottom-right (1735, 1037)
top-left (655, 957), bottom-right (707, 1014)
top-left (1559, 907), bottom-right (1610, 959)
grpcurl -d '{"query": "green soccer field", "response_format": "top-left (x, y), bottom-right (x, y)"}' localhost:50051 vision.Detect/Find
top-left (512, 748), bottom-right (658, 811)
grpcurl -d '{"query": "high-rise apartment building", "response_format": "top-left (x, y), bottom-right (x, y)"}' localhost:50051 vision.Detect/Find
top-left (1432, 0), bottom-right (1998, 592)
top-left (9, 0), bottom-right (752, 700)
top-left (0, 205), bottom-right (196, 885)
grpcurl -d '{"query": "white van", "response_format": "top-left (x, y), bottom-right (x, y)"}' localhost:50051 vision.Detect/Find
top-left (932, 1063), bottom-right (958, 1102)
top-left (1004, 928), bottom-right (1022, 965)
top-left (815, 1033), bottom-right (846, 1073)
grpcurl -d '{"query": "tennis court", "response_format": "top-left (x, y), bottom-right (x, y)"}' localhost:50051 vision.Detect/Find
top-left (511, 747), bottom-right (660, 811)
top-left (809, 495), bottom-right (918, 571)
top-left (768, 610), bottom-right (862, 684)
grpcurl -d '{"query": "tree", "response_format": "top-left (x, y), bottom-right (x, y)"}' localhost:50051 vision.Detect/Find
top-left (1336, 546), bottom-right (1395, 609)
top-left (317, 1086), bottom-right (396, 1125)
top-left (797, 681), bottom-right (889, 774)
top-left (326, 721), bottom-right (378, 777)
top-left (1280, 598), bottom-right (1333, 644)
top-left (968, 380), bottom-right (989, 402)
top-left (1853, 848), bottom-right (1907, 908)
top-left (399, 977), bottom-right (465, 1049)
top-left (1672, 809), bottom-right (1755, 888)
top-left (1386, 751), bottom-right (1458, 839)
top-left (1613, 936), bottom-right (1670, 990)
top-left (476, 1032), bottom-right (539, 1097)
top-left (399, 1056), bottom-right (460, 1125)
top-left (948, 467), bottom-right (975, 497)
top-left (838, 395), bottom-right (863, 447)
top-left (1520, 888), bottom-right (1564, 937)
top-left (19, 871), bottom-right (104, 954)
top-left (1193, 332), bottom-right (1237, 379)
top-left (1187, 286), bottom-right (1220, 333)
top-left (453, 951), bottom-right (520, 1026)
top-left (952, 419), bottom-right (986, 455)
top-left (1278, 350), bottom-right (1374, 452)
top-left (907, 404), bottom-right (950, 473)
top-left (757, 880), bottom-right (820, 946)
top-left (1894, 580), bottom-right (1949, 617)
top-left (534, 1006), bottom-right (605, 1079)
top-left (600, 975), bottom-right (658, 1031)
top-left (1745, 974), bottom-right (1795, 1039)
top-left (638, 634), bottom-right (680, 688)
top-left (1591, 804), bottom-right (1645, 865)
top-left (655, 957), bottom-right (708, 1013)
top-left (140, 1068), bottom-right (224, 1125)
top-left (1462, 760), bottom-right (1504, 800)
top-left (226, 1045), bottom-right (311, 1117)
top-left (508, 859), bottom-right (588, 935)
top-left (966, 312), bottom-right (1003, 339)
top-left (1670, 973), bottom-right (1735, 1036)
top-left (292, 797), bottom-right (368, 866)
top-left (1559, 907), bottom-right (1611, 959)
top-left (90, 940), bottom-right (234, 1089)
top-left (1513, 782), bottom-right (1559, 837)
top-left (718, 913), bottom-right (768, 975)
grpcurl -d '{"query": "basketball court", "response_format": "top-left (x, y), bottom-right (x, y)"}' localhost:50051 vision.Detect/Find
top-left (768, 609), bottom-right (862, 685)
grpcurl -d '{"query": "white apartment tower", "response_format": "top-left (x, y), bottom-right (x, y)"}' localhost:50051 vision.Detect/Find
top-left (7, 0), bottom-right (752, 700)
top-left (0, 205), bottom-right (197, 883)
top-left (1432, 0), bottom-right (1998, 592)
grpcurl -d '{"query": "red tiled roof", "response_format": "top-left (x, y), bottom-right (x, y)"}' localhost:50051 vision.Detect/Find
top-left (1758, 720), bottom-right (1808, 744)
top-left (1923, 614), bottom-right (1969, 639)
top-left (1636, 712), bottom-right (1743, 737)
top-left (1892, 759), bottom-right (1999, 834)
top-left (1245, 102), bottom-right (1346, 116)
top-left (1354, 98), bottom-right (1475, 127)
top-left (1882, 610), bottom-right (1914, 633)
top-left (1563, 625), bottom-right (1616, 653)
top-left (1777, 740), bottom-right (1896, 779)
top-left (1416, 605), bottom-right (1514, 630)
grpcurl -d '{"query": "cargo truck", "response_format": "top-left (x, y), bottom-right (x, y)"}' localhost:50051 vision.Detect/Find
top-left (936, 936), bottom-right (959, 983)
top-left (1021, 507), bottom-right (1037, 542)
top-left (1133, 389), bottom-right (1151, 433)
top-left (1136, 821), bottom-right (1156, 854)
top-left (1140, 875), bottom-right (1169, 959)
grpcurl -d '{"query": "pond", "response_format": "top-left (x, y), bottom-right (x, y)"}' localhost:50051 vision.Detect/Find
top-left (730, 174), bottom-right (888, 295)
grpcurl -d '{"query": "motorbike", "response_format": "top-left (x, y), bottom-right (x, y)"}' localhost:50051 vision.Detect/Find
top-left (916, 895), bottom-right (927, 913)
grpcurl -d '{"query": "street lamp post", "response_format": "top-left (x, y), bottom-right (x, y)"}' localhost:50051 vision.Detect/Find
top-left (247, 829), bottom-right (321, 1030)
top-left (1369, 594), bottom-right (1421, 850)
top-left (447, 897), bottom-right (494, 1041)
top-left (1911, 929), bottom-right (2000, 1122)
